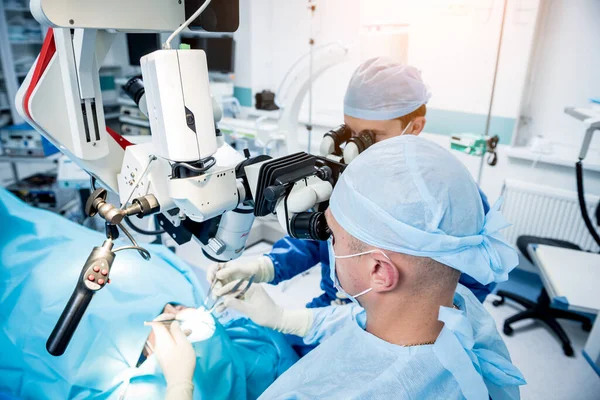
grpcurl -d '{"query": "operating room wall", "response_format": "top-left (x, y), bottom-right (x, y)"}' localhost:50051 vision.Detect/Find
top-left (513, 0), bottom-right (600, 154)
top-left (421, 134), bottom-right (600, 204)
top-left (237, 0), bottom-right (541, 144)
top-left (288, 125), bottom-right (600, 206)
top-left (238, 0), bottom-right (600, 202)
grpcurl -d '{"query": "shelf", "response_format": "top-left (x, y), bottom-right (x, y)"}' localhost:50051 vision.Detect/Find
top-left (117, 97), bottom-right (136, 107)
top-left (506, 146), bottom-right (600, 173)
top-left (0, 106), bottom-right (11, 111)
top-left (104, 112), bottom-right (121, 119)
top-left (10, 40), bottom-right (43, 45)
top-left (181, 31), bottom-right (234, 38)
top-left (0, 152), bottom-right (62, 163)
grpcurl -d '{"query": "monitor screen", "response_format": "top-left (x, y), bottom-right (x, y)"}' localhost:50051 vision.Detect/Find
top-left (126, 33), bottom-right (161, 66)
top-left (181, 36), bottom-right (235, 74)
top-left (186, 0), bottom-right (239, 32)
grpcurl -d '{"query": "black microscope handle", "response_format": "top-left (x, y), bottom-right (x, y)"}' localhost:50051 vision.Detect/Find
top-left (46, 284), bottom-right (94, 356)
top-left (45, 242), bottom-right (114, 356)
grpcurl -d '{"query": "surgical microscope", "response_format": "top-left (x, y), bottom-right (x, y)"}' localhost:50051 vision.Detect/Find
top-left (16, 0), bottom-right (343, 356)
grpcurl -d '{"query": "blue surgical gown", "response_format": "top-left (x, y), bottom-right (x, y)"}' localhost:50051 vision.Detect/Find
top-left (260, 284), bottom-right (525, 400)
top-left (0, 187), bottom-right (298, 399)
top-left (267, 188), bottom-right (495, 307)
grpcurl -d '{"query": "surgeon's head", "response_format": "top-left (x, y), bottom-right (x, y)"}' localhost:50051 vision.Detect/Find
top-left (325, 208), bottom-right (460, 312)
top-left (343, 57), bottom-right (431, 143)
top-left (326, 135), bottom-right (486, 312)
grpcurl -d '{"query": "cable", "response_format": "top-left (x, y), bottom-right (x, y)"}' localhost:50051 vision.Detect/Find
top-left (172, 156), bottom-right (216, 175)
top-left (120, 155), bottom-right (157, 210)
top-left (576, 161), bottom-right (600, 247)
top-left (164, 0), bottom-right (213, 49)
top-left (113, 245), bottom-right (151, 259)
top-left (118, 222), bottom-right (151, 260)
top-left (124, 215), bottom-right (165, 236)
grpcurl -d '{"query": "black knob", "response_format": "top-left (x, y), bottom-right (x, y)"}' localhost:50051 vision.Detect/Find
top-left (105, 222), bottom-right (119, 240)
top-left (84, 188), bottom-right (108, 217)
top-left (264, 185), bottom-right (286, 202)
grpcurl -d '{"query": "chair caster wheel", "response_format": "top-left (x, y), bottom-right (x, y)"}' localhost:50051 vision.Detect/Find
top-left (582, 321), bottom-right (592, 332)
top-left (563, 344), bottom-right (574, 357)
top-left (503, 325), bottom-right (513, 336)
top-left (493, 298), bottom-right (505, 307)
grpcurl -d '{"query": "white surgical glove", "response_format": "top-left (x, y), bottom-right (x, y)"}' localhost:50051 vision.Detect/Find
top-left (150, 314), bottom-right (196, 400)
top-left (207, 256), bottom-right (275, 288)
top-left (215, 284), bottom-right (313, 337)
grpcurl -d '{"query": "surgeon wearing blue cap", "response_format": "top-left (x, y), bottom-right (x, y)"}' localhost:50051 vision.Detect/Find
top-left (208, 57), bottom-right (494, 325)
top-left (159, 135), bottom-right (526, 399)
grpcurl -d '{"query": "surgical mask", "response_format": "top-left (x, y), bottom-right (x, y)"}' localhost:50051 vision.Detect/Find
top-left (400, 119), bottom-right (413, 136)
top-left (328, 238), bottom-right (391, 306)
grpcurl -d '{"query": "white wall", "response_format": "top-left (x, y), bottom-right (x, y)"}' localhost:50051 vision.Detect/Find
top-left (515, 0), bottom-right (600, 156)
top-left (408, 0), bottom-right (539, 117)
top-left (417, 0), bottom-right (600, 204)
top-left (422, 134), bottom-right (600, 203)
top-left (295, 125), bottom-right (600, 204)
top-left (233, 0), bottom-right (253, 89)
top-left (240, 0), bottom-right (540, 129)
top-left (244, 0), bottom-right (600, 206)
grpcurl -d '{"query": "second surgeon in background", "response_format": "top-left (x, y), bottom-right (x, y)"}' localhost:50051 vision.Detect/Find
top-left (208, 57), bottom-right (495, 314)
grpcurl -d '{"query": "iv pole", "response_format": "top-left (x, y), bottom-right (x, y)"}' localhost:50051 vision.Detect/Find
top-left (480, 0), bottom-right (508, 184)
top-left (307, 1), bottom-right (316, 154)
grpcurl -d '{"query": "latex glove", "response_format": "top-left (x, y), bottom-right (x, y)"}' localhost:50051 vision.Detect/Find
top-left (207, 256), bottom-right (275, 289)
top-left (150, 314), bottom-right (196, 400)
top-left (215, 284), bottom-right (313, 337)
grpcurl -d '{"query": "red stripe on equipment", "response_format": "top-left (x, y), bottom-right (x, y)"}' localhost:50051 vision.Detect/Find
top-left (106, 127), bottom-right (133, 149)
top-left (24, 28), bottom-right (133, 151)
top-left (24, 28), bottom-right (56, 119)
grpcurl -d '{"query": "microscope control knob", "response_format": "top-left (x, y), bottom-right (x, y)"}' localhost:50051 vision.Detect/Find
top-left (207, 238), bottom-right (226, 255)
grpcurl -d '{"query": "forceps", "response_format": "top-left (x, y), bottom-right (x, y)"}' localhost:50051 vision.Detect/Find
top-left (206, 275), bottom-right (255, 313)
top-left (145, 276), bottom-right (256, 326)
top-left (203, 263), bottom-right (225, 308)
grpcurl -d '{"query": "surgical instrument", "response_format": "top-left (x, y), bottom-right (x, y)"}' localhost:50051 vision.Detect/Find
top-left (207, 276), bottom-right (255, 313)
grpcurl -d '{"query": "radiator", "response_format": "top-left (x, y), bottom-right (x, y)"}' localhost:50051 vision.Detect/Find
top-left (501, 179), bottom-right (600, 253)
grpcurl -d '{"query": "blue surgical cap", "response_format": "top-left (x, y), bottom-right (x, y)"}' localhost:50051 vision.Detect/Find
top-left (330, 135), bottom-right (518, 285)
top-left (343, 57), bottom-right (432, 121)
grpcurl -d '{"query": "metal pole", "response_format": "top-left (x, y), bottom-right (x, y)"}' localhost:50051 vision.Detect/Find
top-left (10, 162), bottom-right (19, 183)
top-left (307, 1), bottom-right (316, 154)
top-left (479, 0), bottom-right (508, 184)
top-left (0, 1), bottom-right (24, 124)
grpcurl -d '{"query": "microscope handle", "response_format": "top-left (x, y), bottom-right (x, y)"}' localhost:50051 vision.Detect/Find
top-left (46, 284), bottom-right (94, 356)
top-left (46, 243), bottom-right (115, 356)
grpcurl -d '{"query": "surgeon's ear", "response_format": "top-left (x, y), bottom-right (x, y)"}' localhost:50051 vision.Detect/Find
top-left (410, 117), bottom-right (426, 135)
top-left (370, 252), bottom-right (400, 292)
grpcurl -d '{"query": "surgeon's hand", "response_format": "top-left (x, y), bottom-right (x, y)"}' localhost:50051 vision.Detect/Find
top-left (207, 256), bottom-right (275, 289)
top-left (144, 304), bottom-right (190, 358)
top-left (150, 314), bottom-right (196, 399)
top-left (215, 284), bottom-right (313, 337)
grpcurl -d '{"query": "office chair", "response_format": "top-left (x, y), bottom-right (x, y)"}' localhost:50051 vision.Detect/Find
top-left (493, 235), bottom-right (593, 357)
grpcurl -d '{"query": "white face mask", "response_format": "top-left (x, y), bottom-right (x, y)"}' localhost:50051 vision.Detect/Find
top-left (328, 238), bottom-right (391, 306)
top-left (400, 120), bottom-right (413, 136)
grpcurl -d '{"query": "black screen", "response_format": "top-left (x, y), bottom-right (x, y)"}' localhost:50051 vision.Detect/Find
top-left (181, 36), bottom-right (235, 73)
top-left (186, 0), bottom-right (239, 32)
top-left (126, 33), bottom-right (161, 66)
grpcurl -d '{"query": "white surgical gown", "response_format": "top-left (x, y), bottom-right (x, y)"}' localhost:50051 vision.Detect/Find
top-left (260, 284), bottom-right (525, 400)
